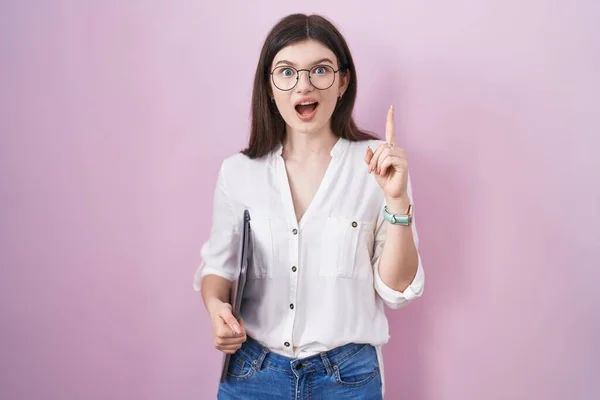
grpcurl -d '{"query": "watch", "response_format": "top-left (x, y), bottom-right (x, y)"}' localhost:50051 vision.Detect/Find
top-left (383, 204), bottom-right (413, 226)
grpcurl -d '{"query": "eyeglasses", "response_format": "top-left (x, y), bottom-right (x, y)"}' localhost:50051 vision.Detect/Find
top-left (270, 65), bottom-right (341, 91)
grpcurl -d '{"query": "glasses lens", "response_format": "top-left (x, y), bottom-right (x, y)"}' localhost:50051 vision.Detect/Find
top-left (272, 66), bottom-right (298, 91)
top-left (309, 65), bottom-right (335, 89)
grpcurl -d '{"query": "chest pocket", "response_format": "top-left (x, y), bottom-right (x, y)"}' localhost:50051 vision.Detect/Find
top-left (319, 216), bottom-right (375, 280)
top-left (248, 215), bottom-right (288, 280)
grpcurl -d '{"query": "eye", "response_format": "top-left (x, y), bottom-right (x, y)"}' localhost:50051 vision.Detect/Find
top-left (312, 66), bottom-right (330, 75)
top-left (280, 68), bottom-right (294, 77)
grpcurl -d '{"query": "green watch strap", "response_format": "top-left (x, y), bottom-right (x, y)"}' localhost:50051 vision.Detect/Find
top-left (383, 205), bottom-right (412, 226)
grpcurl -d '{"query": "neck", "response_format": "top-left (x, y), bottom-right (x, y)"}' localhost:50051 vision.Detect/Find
top-left (282, 127), bottom-right (338, 161)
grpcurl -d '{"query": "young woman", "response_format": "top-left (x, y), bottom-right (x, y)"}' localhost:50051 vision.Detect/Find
top-left (194, 13), bottom-right (425, 399)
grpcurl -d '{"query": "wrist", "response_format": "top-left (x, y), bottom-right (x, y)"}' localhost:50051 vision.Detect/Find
top-left (206, 297), bottom-right (227, 315)
top-left (385, 195), bottom-right (411, 214)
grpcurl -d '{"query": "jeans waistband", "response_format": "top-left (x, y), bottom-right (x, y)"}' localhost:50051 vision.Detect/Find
top-left (235, 336), bottom-right (374, 376)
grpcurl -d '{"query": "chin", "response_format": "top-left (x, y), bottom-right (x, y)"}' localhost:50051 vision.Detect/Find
top-left (295, 122), bottom-right (319, 134)
top-left (291, 119), bottom-right (327, 136)
top-left (285, 107), bottom-right (334, 136)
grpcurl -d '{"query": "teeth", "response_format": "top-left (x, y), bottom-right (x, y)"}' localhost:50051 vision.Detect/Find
top-left (298, 101), bottom-right (316, 105)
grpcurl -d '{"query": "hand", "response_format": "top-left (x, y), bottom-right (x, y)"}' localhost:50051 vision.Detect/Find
top-left (364, 106), bottom-right (409, 207)
top-left (208, 301), bottom-right (247, 354)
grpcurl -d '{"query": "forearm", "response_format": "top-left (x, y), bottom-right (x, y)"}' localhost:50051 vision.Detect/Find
top-left (377, 195), bottom-right (419, 292)
top-left (200, 274), bottom-right (233, 314)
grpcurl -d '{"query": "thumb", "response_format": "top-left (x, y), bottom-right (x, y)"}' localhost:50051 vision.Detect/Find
top-left (220, 309), bottom-right (242, 336)
top-left (238, 317), bottom-right (247, 334)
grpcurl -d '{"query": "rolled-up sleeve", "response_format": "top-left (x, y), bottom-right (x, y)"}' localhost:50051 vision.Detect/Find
top-left (193, 162), bottom-right (239, 292)
top-left (371, 175), bottom-right (425, 309)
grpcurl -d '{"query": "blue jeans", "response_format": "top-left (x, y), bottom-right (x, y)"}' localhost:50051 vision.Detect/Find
top-left (217, 336), bottom-right (383, 399)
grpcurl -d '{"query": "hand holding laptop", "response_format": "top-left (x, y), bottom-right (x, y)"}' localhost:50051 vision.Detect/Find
top-left (211, 209), bottom-right (252, 383)
top-left (208, 301), bottom-right (247, 354)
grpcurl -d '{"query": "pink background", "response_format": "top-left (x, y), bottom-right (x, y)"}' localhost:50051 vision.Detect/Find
top-left (1, 1), bottom-right (598, 399)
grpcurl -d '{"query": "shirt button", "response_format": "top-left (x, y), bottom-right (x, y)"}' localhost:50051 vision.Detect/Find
top-left (284, 342), bottom-right (290, 347)
top-left (292, 266), bottom-right (297, 272)
top-left (292, 228), bottom-right (298, 235)
top-left (351, 221), bottom-right (358, 228)
top-left (289, 303), bottom-right (294, 309)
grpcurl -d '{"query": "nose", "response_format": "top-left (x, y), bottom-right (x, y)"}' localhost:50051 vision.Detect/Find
top-left (295, 70), bottom-right (313, 93)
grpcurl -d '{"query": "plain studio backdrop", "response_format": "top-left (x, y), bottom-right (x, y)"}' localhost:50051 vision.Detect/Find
top-left (1, 1), bottom-right (598, 399)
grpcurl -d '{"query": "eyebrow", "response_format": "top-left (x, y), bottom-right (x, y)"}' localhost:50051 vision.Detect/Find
top-left (274, 58), bottom-right (336, 67)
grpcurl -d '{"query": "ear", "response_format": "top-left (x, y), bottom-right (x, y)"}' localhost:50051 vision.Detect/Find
top-left (338, 68), bottom-right (351, 97)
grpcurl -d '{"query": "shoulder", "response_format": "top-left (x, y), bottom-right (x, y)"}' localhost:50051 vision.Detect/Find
top-left (220, 151), bottom-right (270, 175)
top-left (346, 138), bottom-right (386, 154)
top-left (344, 138), bottom-right (386, 165)
top-left (217, 150), bottom-right (272, 196)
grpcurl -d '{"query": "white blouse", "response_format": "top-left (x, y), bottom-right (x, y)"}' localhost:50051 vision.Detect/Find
top-left (193, 137), bottom-right (425, 392)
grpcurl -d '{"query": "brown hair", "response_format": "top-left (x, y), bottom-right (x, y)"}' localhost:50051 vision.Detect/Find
top-left (241, 13), bottom-right (377, 159)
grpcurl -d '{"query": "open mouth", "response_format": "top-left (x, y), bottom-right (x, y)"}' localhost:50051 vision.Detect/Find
top-left (294, 101), bottom-right (319, 120)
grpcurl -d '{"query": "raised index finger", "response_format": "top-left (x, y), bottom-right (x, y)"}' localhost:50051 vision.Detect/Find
top-left (385, 105), bottom-right (396, 145)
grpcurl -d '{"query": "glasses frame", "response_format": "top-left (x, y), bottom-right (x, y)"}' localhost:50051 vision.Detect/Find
top-left (269, 65), bottom-right (342, 91)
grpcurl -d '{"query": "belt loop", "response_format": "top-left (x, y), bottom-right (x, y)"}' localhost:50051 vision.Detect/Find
top-left (320, 352), bottom-right (334, 376)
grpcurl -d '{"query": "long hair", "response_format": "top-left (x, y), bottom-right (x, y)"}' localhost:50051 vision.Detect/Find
top-left (241, 14), bottom-right (377, 159)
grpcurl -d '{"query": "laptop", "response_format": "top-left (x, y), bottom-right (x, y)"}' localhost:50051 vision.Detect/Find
top-left (219, 209), bottom-right (252, 383)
